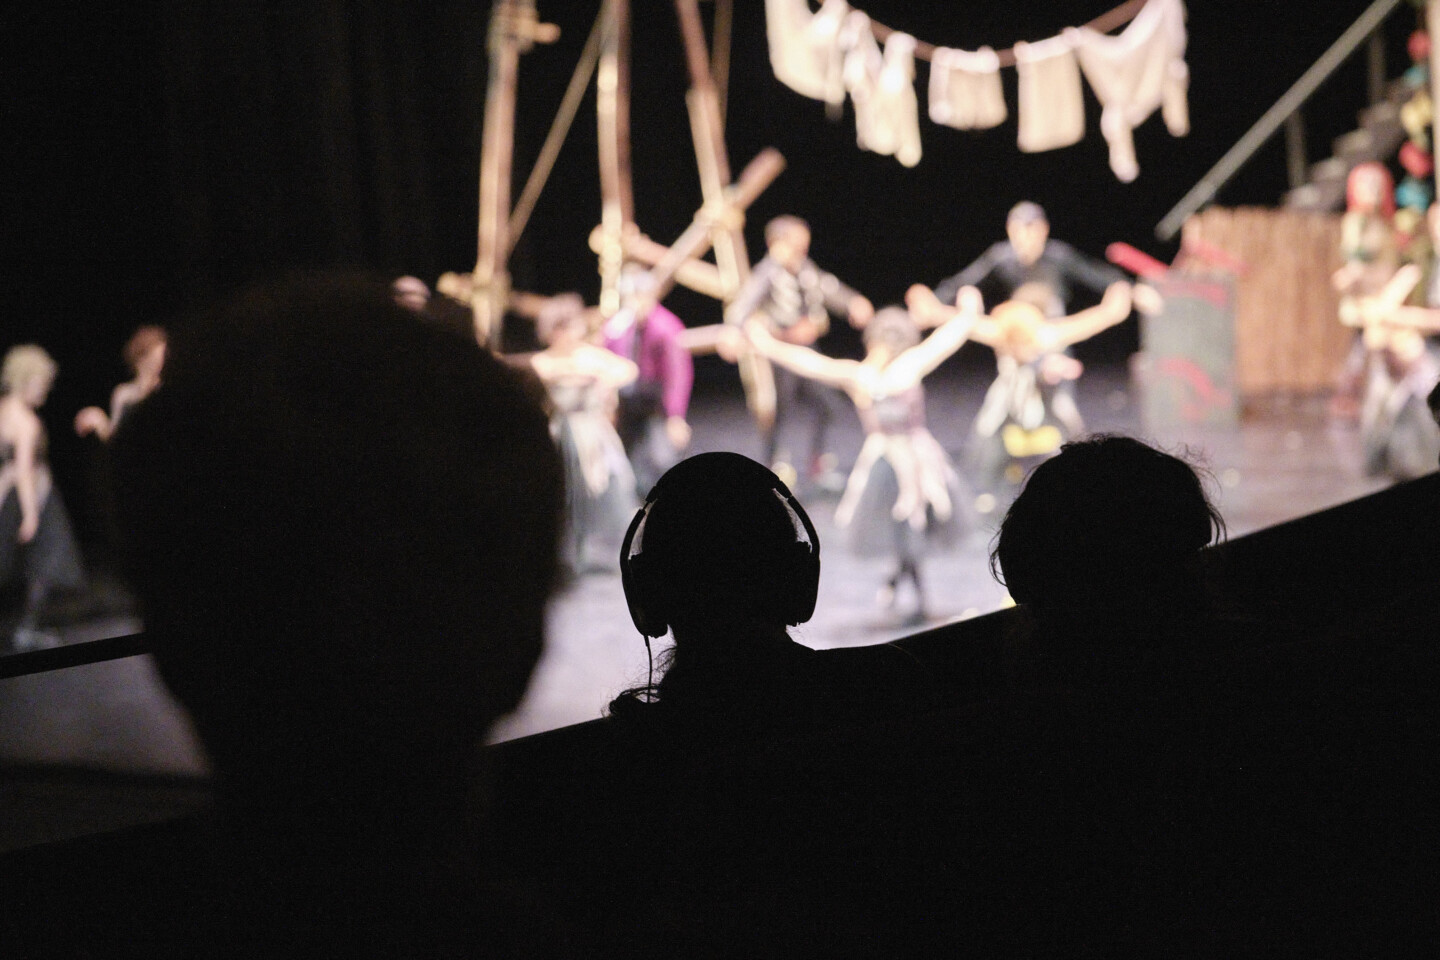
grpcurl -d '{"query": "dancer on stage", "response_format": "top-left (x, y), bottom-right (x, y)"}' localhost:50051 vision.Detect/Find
top-left (74, 326), bottom-right (166, 442)
top-left (744, 291), bottom-right (981, 623)
top-left (930, 201), bottom-right (1155, 434)
top-left (934, 201), bottom-right (1154, 320)
top-left (910, 202), bottom-right (1146, 500)
top-left (908, 282), bottom-right (1134, 500)
top-left (531, 293), bottom-right (640, 576)
top-left (603, 264), bottom-right (694, 492)
top-left (724, 214), bottom-right (874, 489)
top-left (1, 346), bottom-right (86, 650)
top-left (1332, 162), bottom-right (1400, 420)
top-left (1338, 261), bottom-right (1440, 479)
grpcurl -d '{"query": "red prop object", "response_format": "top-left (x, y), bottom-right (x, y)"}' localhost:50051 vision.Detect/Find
top-left (1400, 141), bottom-right (1434, 178)
top-left (1409, 29), bottom-right (1430, 64)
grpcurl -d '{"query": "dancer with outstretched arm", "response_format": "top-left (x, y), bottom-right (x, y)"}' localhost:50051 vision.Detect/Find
top-left (743, 289), bottom-right (980, 624)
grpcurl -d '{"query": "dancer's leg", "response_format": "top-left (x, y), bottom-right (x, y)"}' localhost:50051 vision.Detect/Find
top-left (796, 377), bottom-right (849, 468)
top-left (765, 365), bottom-right (802, 468)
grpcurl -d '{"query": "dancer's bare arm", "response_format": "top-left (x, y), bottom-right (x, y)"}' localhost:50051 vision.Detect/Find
top-left (885, 287), bottom-right (982, 386)
top-left (1038, 282), bottom-right (1133, 351)
top-left (744, 319), bottom-right (859, 389)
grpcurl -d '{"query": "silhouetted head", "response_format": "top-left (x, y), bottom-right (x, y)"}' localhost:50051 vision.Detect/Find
top-left (1006, 201), bottom-right (1049, 267)
top-left (862, 307), bottom-right (921, 363)
top-left (112, 273), bottom-right (561, 802)
top-left (613, 453), bottom-right (820, 718)
top-left (992, 435), bottom-right (1223, 624)
top-left (621, 452), bottom-right (819, 640)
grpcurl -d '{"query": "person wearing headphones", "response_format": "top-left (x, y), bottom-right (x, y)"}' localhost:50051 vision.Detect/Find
top-left (608, 452), bottom-right (936, 735)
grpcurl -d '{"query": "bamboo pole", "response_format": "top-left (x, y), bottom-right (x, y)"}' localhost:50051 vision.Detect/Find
top-left (596, 0), bottom-right (634, 316)
top-left (673, 0), bottom-right (773, 425)
top-left (474, 0), bottom-right (557, 348)
top-left (507, 5), bottom-right (607, 255)
top-left (1431, 1), bottom-right (1440, 202)
top-left (674, 0), bottom-right (748, 296)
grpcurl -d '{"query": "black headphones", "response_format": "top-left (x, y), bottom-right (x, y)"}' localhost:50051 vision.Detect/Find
top-left (619, 453), bottom-right (821, 639)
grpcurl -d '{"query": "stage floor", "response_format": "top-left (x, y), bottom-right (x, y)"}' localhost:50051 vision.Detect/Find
top-left (0, 357), bottom-right (1406, 797)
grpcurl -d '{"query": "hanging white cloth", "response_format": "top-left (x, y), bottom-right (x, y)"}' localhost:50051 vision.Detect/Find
top-left (1008, 34), bottom-right (1082, 154)
top-left (764, 0), bottom-right (851, 105)
top-left (809, 0), bottom-right (851, 108)
top-left (1014, 34), bottom-right (1086, 153)
top-left (928, 45), bottom-right (1007, 131)
top-left (875, 31), bottom-right (923, 166)
top-left (841, 15), bottom-right (922, 167)
top-left (1069, 0), bottom-right (1190, 182)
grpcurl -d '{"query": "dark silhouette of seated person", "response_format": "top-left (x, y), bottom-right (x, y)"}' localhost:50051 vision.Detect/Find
top-left (4, 274), bottom-right (565, 956)
top-left (990, 434), bottom-right (1234, 695)
top-left (608, 452), bottom-right (936, 738)
top-left (971, 434), bottom-right (1426, 950)
top-left (551, 453), bottom-right (943, 950)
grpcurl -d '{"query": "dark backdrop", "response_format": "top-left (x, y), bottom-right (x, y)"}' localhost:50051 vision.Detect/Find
top-left (2, 0), bottom-right (1421, 536)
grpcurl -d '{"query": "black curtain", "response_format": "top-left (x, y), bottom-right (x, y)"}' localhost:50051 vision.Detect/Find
top-left (154, 0), bottom-right (488, 303)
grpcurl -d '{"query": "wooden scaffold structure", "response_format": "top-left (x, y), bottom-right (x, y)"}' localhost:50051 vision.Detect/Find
top-left (446, 0), bottom-right (787, 423)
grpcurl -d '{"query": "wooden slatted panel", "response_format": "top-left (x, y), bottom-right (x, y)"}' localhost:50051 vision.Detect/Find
top-left (1185, 207), bottom-right (1351, 396)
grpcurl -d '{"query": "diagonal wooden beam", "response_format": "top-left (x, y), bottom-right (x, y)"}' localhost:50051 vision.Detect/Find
top-left (674, 0), bottom-right (751, 300)
top-left (592, 228), bottom-right (727, 299)
top-left (649, 148), bottom-right (785, 296)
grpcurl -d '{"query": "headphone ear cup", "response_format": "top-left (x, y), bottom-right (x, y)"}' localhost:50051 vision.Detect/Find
top-left (623, 553), bottom-right (670, 638)
top-left (782, 541), bottom-right (820, 625)
top-left (620, 504), bottom-right (670, 639)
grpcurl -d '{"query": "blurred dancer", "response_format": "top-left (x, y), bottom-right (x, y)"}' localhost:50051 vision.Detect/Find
top-left (930, 201), bottom-right (1152, 437)
top-left (909, 284), bottom-right (1133, 500)
top-left (74, 326), bottom-right (166, 442)
top-left (745, 292), bottom-right (981, 623)
top-left (725, 215), bottom-right (873, 489)
top-left (603, 265), bottom-right (694, 492)
top-left (1, 345), bottom-right (86, 650)
top-left (531, 294), bottom-right (639, 575)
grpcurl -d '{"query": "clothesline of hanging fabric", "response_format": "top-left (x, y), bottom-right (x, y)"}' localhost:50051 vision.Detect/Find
top-left (766, 0), bottom-right (1191, 182)
top-left (869, 0), bottom-right (1150, 67)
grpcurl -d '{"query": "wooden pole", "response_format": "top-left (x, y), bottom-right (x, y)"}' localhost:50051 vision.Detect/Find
top-left (506, 5), bottom-right (607, 255)
top-left (596, 0), bottom-right (635, 316)
top-left (711, 0), bottom-right (733, 127)
top-left (1284, 113), bottom-right (1308, 191)
top-left (649, 148), bottom-right (785, 298)
top-left (1431, 1), bottom-right (1440, 203)
top-left (474, 0), bottom-right (557, 348)
top-left (674, 0), bottom-right (774, 425)
top-left (673, 0), bottom-right (749, 297)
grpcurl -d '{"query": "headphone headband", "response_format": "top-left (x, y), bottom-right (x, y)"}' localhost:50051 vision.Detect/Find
top-left (619, 453), bottom-right (820, 638)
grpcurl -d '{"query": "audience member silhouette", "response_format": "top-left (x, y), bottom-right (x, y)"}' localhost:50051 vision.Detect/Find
top-left (608, 452), bottom-right (936, 737)
top-left (971, 433), bottom-right (1427, 951)
top-left (993, 434), bottom-right (1221, 626)
top-left (5, 274), bottom-right (567, 957)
